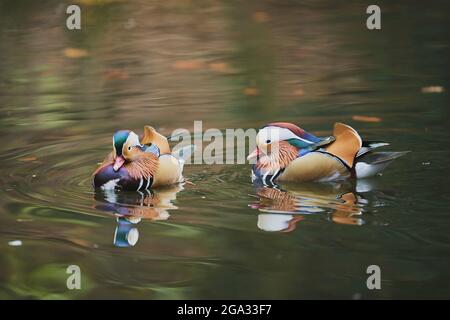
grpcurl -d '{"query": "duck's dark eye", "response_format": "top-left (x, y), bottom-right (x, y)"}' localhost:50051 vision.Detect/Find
top-left (266, 139), bottom-right (271, 144)
top-left (128, 146), bottom-right (132, 151)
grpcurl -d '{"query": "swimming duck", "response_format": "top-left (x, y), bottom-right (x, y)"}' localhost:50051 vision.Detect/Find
top-left (93, 126), bottom-right (192, 191)
top-left (248, 122), bottom-right (408, 185)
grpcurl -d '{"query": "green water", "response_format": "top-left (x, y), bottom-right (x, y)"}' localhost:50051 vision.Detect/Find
top-left (0, 0), bottom-right (449, 299)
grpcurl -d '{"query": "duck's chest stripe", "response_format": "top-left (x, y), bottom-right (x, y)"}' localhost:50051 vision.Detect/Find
top-left (137, 177), bottom-right (153, 191)
top-left (264, 168), bottom-right (285, 185)
top-left (253, 166), bottom-right (285, 186)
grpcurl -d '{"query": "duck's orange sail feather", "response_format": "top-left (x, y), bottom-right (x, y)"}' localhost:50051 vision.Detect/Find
top-left (325, 123), bottom-right (362, 168)
top-left (141, 126), bottom-right (171, 154)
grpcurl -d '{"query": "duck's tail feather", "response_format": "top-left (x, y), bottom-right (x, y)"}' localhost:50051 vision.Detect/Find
top-left (355, 151), bottom-right (410, 178)
top-left (356, 141), bottom-right (390, 158)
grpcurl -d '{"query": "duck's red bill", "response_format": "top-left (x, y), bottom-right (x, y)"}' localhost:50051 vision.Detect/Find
top-left (247, 148), bottom-right (261, 160)
top-left (113, 156), bottom-right (125, 171)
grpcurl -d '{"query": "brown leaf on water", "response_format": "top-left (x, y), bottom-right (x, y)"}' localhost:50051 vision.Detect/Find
top-left (421, 86), bottom-right (444, 93)
top-left (253, 11), bottom-right (270, 23)
top-left (293, 88), bottom-right (305, 97)
top-left (19, 156), bottom-right (37, 162)
top-left (173, 60), bottom-right (204, 71)
top-left (63, 48), bottom-right (89, 59)
top-left (209, 62), bottom-right (232, 74)
top-left (244, 87), bottom-right (259, 96)
top-left (103, 69), bottom-right (129, 80)
top-left (352, 115), bottom-right (382, 123)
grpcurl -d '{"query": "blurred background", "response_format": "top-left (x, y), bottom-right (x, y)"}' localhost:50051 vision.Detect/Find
top-left (0, 0), bottom-right (449, 299)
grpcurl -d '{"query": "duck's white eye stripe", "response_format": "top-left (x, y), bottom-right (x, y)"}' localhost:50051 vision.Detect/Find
top-left (259, 127), bottom-right (314, 144)
top-left (127, 131), bottom-right (142, 147)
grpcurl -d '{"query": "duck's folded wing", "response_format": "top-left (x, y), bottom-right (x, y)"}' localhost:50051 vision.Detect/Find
top-left (279, 152), bottom-right (350, 182)
top-left (152, 154), bottom-right (184, 187)
top-left (287, 135), bottom-right (335, 151)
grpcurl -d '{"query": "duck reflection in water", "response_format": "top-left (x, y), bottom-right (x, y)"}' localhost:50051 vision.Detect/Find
top-left (250, 179), bottom-right (387, 232)
top-left (94, 185), bottom-right (183, 247)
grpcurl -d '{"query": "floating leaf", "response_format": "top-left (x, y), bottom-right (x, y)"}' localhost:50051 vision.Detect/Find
top-left (63, 48), bottom-right (89, 59)
top-left (244, 87), bottom-right (259, 96)
top-left (184, 180), bottom-right (196, 186)
top-left (173, 60), bottom-right (204, 70)
top-left (19, 156), bottom-right (37, 162)
top-left (352, 115), bottom-right (382, 123)
top-left (209, 62), bottom-right (232, 74)
top-left (103, 69), bottom-right (129, 80)
top-left (293, 88), bottom-right (305, 97)
top-left (253, 11), bottom-right (270, 23)
top-left (421, 86), bottom-right (444, 93)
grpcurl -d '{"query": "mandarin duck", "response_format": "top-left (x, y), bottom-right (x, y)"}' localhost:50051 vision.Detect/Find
top-left (248, 122), bottom-right (408, 185)
top-left (93, 126), bottom-right (193, 191)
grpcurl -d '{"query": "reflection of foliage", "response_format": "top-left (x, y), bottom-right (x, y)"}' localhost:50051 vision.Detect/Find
top-left (224, 2), bottom-right (276, 119)
top-left (0, 0), bottom-right (449, 299)
top-left (1, 261), bottom-right (94, 300)
top-left (128, 285), bottom-right (188, 300)
top-left (158, 222), bottom-right (203, 238)
top-left (6, 203), bottom-right (102, 227)
top-left (25, 264), bottom-right (93, 299)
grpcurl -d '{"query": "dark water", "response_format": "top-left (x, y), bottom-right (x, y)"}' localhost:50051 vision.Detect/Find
top-left (1, 0), bottom-right (449, 299)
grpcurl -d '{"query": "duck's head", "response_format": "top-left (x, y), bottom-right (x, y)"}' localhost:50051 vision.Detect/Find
top-left (112, 130), bottom-right (143, 171)
top-left (247, 122), bottom-right (312, 161)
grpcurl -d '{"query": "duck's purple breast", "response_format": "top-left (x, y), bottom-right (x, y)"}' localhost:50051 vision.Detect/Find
top-left (93, 164), bottom-right (149, 191)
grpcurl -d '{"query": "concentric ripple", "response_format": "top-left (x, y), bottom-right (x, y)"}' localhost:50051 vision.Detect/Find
top-left (1, 136), bottom-right (118, 219)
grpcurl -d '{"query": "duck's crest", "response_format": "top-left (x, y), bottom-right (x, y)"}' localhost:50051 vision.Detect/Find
top-left (265, 122), bottom-right (305, 138)
top-left (265, 122), bottom-right (323, 144)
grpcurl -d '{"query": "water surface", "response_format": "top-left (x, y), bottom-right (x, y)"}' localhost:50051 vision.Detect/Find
top-left (1, 0), bottom-right (449, 299)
